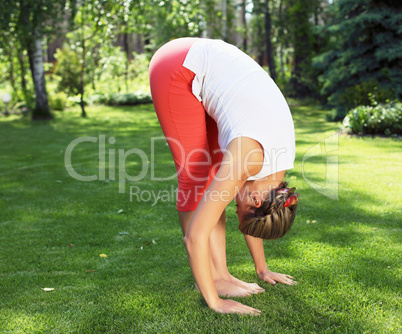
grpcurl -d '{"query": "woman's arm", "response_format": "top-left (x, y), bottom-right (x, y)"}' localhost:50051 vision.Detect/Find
top-left (184, 137), bottom-right (264, 314)
top-left (244, 234), bottom-right (297, 286)
top-left (244, 234), bottom-right (267, 274)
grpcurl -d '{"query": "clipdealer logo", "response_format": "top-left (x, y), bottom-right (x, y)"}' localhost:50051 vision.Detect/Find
top-left (64, 135), bottom-right (181, 193)
top-left (64, 133), bottom-right (339, 203)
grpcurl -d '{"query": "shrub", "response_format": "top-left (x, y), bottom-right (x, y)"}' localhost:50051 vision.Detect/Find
top-left (337, 81), bottom-right (395, 111)
top-left (104, 91), bottom-right (152, 106)
top-left (327, 81), bottom-right (397, 122)
top-left (343, 102), bottom-right (402, 137)
top-left (67, 95), bottom-right (87, 107)
top-left (54, 47), bottom-right (81, 95)
top-left (49, 92), bottom-right (68, 111)
top-left (88, 94), bottom-right (107, 105)
top-left (54, 46), bottom-right (94, 96)
top-left (326, 108), bottom-right (346, 122)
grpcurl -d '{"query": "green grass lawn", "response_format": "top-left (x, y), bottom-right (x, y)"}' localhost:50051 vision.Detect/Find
top-left (0, 103), bottom-right (401, 333)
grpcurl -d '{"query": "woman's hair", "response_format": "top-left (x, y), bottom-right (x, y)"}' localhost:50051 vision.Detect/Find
top-left (239, 181), bottom-right (298, 240)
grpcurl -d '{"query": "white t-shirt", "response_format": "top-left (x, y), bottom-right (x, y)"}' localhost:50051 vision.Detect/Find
top-left (182, 38), bottom-right (295, 180)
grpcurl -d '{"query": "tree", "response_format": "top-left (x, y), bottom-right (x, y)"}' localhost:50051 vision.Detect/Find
top-left (314, 0), bottom-right (402, 114)
top-left (250, 0), bottom-right (266, 66)
top-left (142, 0), bottom-right (203, 48)
top-left (286, 0), bottom-right (314, 98)
top-left (202, 0), bottom-right (223, 39)
top-left (0, 0), bottom-right (69, 120)
top-left (240, 0), bottom-right (248, 51)
top-left (250, 0), bottom-right (278, 80)
top-left (67, 0), bottom-right (131, 117)
top-left (264, 0), bottom-right (277, 81)
top-left (277, 0), bottom-right (287, 80)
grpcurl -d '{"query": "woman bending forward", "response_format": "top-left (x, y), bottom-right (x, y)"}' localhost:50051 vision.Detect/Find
top-left (149, 38), bottom-right (299, 315)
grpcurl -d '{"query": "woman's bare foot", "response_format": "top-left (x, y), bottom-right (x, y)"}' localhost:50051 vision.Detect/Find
top-left (227, 274), bottom-right (265, 294)
top-left (195, 279), bottom-right (254, 297)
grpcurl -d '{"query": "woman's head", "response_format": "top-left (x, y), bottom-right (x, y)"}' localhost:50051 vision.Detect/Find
top-left (236, 181), bottom-right (298, 240)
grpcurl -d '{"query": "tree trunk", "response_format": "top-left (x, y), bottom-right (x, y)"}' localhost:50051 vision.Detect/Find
top-left (241, 0), bottom-right (247, 51)
top-left (80, 37), bottom-right (86, 118)
top-left (288, 0), bottom-right (312, 98)
top-left (18, 46), bottom-right (28, 100)
top-left (279, 44), bottom-right (285, 80)
top-left (278, 0), bottom-right (285, 80)
top-left (258, 52), bottom-right (264, 67)
top-left (29, 31), bottom-right (52, 120)
top-left (264, 0), bottom-right (277, 82)
top-left (123, 32), bottom-right (130, 93)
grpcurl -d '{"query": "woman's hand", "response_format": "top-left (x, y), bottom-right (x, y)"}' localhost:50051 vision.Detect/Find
top-left (211, 298), bottom-right (261, 315)
top-left (258, 269), bottom-right (297, 285)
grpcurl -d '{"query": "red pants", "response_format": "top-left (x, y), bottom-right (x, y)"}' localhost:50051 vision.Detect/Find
top-left (149, 38), bottom-right (223, 211)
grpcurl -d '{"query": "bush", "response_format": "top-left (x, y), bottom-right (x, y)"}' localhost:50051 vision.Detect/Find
top-left (94, 51), bottom-right (151, 95)
top-left (65, 91), bottom-right (152, 107)
top-left (54, 46), bottom-right (95, 96)
top-left (49, 92), bottom-right (68, 111)
top-left (343, 102), bottom-right (402, 137)
top-left (326, 108), bottom-right (347, 122)
top-left (67, 95), bottom-right (87, 107)
top-left (103, 91), bottom-right (152, 106)
top-left (338, 81), bottom-right (395, 111)
top-left (327, 81), bottom-right (397, 122)
top-left (88, 94), bottom-right (107, 105)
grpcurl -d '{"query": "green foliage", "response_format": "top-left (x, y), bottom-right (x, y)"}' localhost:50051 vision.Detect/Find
top-left (53, 41), bottom-right (151, 107)
top-left (96, 47), bottom-right (126, 87)
top-left (327, 80), bottom-right (397, 121)
top-left (0, 0), bottom-right (72, 119)
top-left (249, 0), bottom-right (265, 57)
top-left (94, 49), bottom-right (149, 94)
top-left (67, 95), bottom-right (88, 107)
top-left (54, 46), bottom-right (81, 96)
top-left (0, 0), bottom-right (68, 45)
top-left (0, 28), bottom-right (35, 109)
top-left (49, 92), bottom-right (68, 111)
top-left (343, 101), bottom-right (402, 136)
top-left (337, 80), bottom-right (396, 115)
top-left (65, 91), bottom-right (152, 107)
top-left (285, 0), bottom-right (315, 97)
top-left (145, 0), bottom-right (204, 47)
top-left (203, 0), bottom-right (225, 39)
top-left (103, 91), bottom-right (152, 106)
top-left (314, 0), bottom-right (402, 112)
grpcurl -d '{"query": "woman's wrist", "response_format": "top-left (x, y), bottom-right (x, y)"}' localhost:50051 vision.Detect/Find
top-left (256, 264), bottom-right (268, 276)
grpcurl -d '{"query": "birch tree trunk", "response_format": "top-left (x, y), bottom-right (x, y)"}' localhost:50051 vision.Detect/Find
top-left (29, 29), bottom-right (52, 120)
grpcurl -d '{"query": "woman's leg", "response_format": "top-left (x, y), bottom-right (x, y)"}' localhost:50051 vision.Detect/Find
top-left (179, 210), bottom-right (255, 297)
top-left (178, 211), bottom-right (223, 280)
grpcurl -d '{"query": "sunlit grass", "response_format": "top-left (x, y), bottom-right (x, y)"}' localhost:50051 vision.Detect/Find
top-left (0, 103), bottom-right (401, 333)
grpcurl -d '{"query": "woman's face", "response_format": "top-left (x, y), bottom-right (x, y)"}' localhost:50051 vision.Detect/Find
top-left (234, 186), bottom-right (258, 223)
top-left (235, 173), bottom-right (284, 223)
